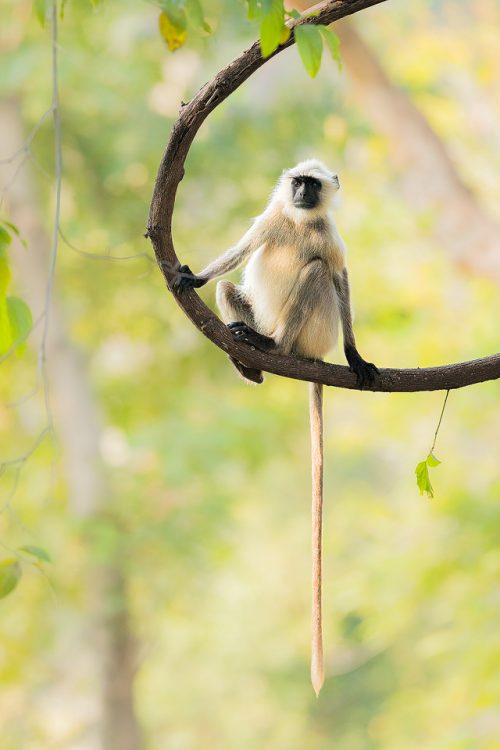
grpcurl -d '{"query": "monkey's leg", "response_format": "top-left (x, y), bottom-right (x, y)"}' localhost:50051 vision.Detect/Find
top-left (216, 280), bottom-right (266, 384)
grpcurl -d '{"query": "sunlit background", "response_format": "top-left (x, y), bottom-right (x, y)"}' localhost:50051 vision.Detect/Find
top-left (1, 1), bottom-right (499, 749)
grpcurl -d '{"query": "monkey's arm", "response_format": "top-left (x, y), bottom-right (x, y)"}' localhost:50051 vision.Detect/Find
top-left (173, 225), bottom-right (260, 293)
top-left (333, 268), bottom-right (378, 388)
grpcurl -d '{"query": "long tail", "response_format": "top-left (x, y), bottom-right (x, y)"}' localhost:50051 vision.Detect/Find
top-left (309, 381), bottom-right (324, 697)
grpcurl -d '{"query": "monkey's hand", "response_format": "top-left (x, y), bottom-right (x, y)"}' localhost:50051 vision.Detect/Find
top-left (228, 322), bottom-right (276, 352)
top-left (345, 345), bottom-right (379, 389)
top-left (172, 264), bottom-right (208, 293)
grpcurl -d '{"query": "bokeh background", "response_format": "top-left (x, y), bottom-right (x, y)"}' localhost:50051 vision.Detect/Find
top-left (1, 1), bottom-right (499, 749)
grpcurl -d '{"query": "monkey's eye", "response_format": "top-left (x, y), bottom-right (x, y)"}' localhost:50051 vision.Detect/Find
top-left (311, 179), bottom-right (322, 190)
top-left (292, 177), bottom-right (301, 188)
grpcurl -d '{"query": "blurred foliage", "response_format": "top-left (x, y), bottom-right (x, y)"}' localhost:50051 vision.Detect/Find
top-left (0, 221), bottom-right (32, 356)
top-left (0, 1), bottom-right (499, 749)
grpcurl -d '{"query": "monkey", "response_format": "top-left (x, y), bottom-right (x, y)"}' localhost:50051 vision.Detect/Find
top-left (172, 159), bottom-right (378, 695)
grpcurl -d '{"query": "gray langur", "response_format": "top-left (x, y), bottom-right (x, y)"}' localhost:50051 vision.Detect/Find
top-left (173, 159), bottom-right (378, 695)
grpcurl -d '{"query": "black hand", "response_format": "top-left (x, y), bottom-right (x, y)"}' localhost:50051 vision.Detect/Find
top-left (172, 264), bottom-right (207, 293)
top-left (228, 322), bottom-right (276, 352)
top-left (345, 345), bottom-right (379, 389)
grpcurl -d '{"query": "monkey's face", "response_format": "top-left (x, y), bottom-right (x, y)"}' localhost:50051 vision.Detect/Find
top-left (291, 176), bottom-right (323, 209)
top-left (287, 163), bottom-right (340, 213)
top-left (277, 160), bottom-right (340, 219)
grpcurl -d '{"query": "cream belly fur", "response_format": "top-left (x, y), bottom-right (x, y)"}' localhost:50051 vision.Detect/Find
top-left (243, 242), bottom-right (340, 359)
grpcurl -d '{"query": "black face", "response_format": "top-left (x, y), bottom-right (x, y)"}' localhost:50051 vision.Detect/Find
top-left (291, 175), bottom-right (322, 209)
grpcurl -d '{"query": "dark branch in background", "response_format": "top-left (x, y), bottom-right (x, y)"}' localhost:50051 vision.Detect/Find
top-left (147, 0), bottom-right (500, 393)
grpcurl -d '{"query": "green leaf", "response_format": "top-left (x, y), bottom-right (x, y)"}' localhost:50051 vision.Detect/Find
top-left (319, 25), bottom-right (342, 70)
top-left (247, 0), bottom-right (261, 21)
top-left (0, 559), bottom-right (22, 599)
top-left (19, 545), bottom-right (51, 563)
top-left (33, 0), bottom-right (47, 27)
top-left (4, 298), bottom-right (31, 355)
top-left (415, 460), bottom-right (434, 499)
top-left (186, 0), bottom-right (210, 31)
top-left (6, 296), bottom-right (32, 352)
top-left (1, 221), bottom-right (26, 248)
top-left (260, 0), bottom-right (285, 58)
top-left (286, 8), bottom-right (302, 20)
top-left (295, 23), bottom-right (323, 77)
top-left (426, 452), bottom-right (441, 467)
top-left (0, 224), bottom-right (12, 250)
top-left (2, 221), bottom-right (21, 238)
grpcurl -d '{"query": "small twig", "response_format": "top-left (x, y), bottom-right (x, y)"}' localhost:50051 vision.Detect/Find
top-left (0, 105), bottom-right (54, 165)
top-left (59, 227), bottom-right (156, 265)
top-left (0, 426), bottom-right (52, 471)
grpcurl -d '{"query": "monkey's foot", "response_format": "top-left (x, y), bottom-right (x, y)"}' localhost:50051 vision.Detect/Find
top-left (228, 322), bottom-right (276, 352)
top-left (229, 356), bottom-right (263, 385)
top-left (171, 264), bottom-right (207, 293)
top-left (345, 347), bottom-right (379, 389)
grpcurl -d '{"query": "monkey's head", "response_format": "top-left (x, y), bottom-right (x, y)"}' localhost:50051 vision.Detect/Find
top-left (278, 159), bottom-right (340, 219)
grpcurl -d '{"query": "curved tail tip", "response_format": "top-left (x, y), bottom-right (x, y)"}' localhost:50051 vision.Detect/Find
top-left (311, 663), bottom-right (325, 697)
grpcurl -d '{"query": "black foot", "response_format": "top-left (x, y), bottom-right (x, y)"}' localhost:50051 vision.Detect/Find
top-left (228, 322), bottom-right (276, 352)
top-left (345, 346), bottom-right (379, 389)
top-left (171, 264), bottom-right (207, 293)
top-left (229, 356), bottom-right (263, 385)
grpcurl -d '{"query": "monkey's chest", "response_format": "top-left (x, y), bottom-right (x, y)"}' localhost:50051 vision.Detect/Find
top-left (243, 244), bottom-right (310, 332)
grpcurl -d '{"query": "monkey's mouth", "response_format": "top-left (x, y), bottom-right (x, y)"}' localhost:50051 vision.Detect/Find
top-left (294, 201), bottom-right (317, 209)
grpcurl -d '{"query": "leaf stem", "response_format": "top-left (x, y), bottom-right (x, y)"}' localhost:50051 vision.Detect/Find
top-left (430, 389), bottom-right (450, 455)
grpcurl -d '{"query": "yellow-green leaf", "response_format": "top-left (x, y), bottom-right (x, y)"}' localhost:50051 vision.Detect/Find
top-left (6, 296), bottom-right (32, 354)
top-left (0, 252), bottom-right (11, 295)
top-left (0, 559), bottom-right (22, 599)
top-left (279, 25), bottom-right (291, 45)
top-left (427, 452), bottom-right (441, 467)
top-left (295, 24), bottom-right (323, 78)
top-left (0, 297), bottom-right (12, 355)
top-left (415, 460), bottom-right (434, 499)
top-left (19, 545), bottom-right (51, 563)
top-left (159, 11), bottom-right (187, 51)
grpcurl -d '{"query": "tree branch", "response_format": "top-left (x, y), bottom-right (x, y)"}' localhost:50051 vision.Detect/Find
top-left (147, 0), bottom-right (500, 393)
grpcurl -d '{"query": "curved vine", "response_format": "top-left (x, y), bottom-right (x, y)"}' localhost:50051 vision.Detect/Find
top-left (147, 0), bottom-right (500, 393)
